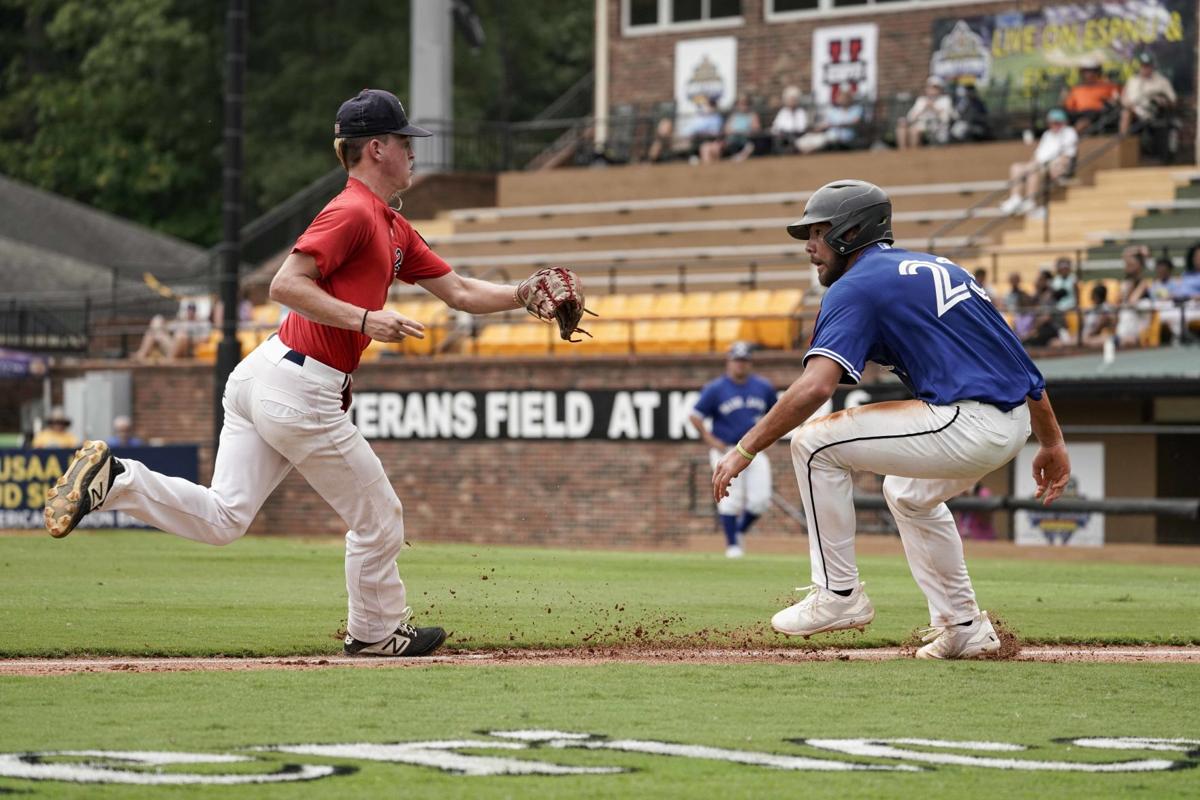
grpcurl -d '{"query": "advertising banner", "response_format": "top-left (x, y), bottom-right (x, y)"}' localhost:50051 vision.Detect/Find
top-left (674, 35), bottom-right (738, 116)
top-left (812, 23), bottom-right (878, 106)
top-left (1014, 442), bottom-right (1105, 546)
top-left (0, 446), bottom-right (199, 530)
top-left (930, 0), bottom-right (1194, 97)
top-left (348, 385), bottom-right (912, 442)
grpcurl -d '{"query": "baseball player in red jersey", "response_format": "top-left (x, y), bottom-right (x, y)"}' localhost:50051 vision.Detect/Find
top-left (45, 89), bottom-right (581, 657)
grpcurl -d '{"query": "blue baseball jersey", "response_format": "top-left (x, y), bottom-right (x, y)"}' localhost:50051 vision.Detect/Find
top-left (805, 243), bottom-right (1045, 410)
top-left (693, 374), bottom-right (778, 444)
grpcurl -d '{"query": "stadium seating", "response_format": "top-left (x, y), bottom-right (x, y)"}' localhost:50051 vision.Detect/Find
top-left (468, 288), bottom-right (799, 356)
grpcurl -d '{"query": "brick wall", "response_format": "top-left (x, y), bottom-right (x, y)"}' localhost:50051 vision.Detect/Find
top-left (49, 353), bottom-right (1161, 545)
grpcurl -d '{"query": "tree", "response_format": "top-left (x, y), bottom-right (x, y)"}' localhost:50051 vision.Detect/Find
top-left (0, 0), bottom-right (593, 247)
top-left (0, 0), bottom-right (224, 244)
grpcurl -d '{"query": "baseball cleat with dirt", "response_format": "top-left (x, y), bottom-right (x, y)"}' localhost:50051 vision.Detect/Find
top-left (44, 440), bottom-right (121, 538)
top-left (916, 611), bottom-right (1001, 659)
top-left (344, 608), bottom-right (447, 657)
top-left (771, 582), bottom-right (875, 638)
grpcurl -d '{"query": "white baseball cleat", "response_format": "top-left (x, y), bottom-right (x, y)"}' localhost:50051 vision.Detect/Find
top-left (725, 545), bottom-right (744, 559)
top-left (916, 611), bottom-right (1001, 660)
top-left (44, 440), bottom-right (121, 539)
top-left (771, 582), bottom-right (875, 638)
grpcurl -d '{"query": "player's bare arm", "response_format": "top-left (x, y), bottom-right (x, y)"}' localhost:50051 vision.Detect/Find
top-left (1026, 390), bottom-right (1071, 506)
top-left (712, 356), bottom-right (841, 503)
top-left (687, 413), bottom-right (726, 450)
top-left (270, 251), bottom-right (426, 342)
top-left (417, 272), bottom-right (523, 314)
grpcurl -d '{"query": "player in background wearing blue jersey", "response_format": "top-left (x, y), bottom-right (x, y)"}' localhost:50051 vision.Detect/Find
top-left (713, 180), bottom-right (1071, 659)
top-left (690, 342), bottom-right (778, 558)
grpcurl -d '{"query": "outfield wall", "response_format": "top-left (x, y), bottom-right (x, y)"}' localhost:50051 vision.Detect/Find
top-left (35, 354), bottom-right (1183, 546)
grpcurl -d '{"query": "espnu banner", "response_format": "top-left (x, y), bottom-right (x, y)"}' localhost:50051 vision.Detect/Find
top-left (348, 386), bottom-right (911, 441)
top-left (929, 0), bottom-right (1195, 95)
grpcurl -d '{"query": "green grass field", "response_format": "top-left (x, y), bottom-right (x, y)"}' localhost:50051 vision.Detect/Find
top-left (0, 531), bottom-right (1197, 799)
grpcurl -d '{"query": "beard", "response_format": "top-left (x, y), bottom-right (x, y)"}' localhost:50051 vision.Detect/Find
top-left (816, 251), bottom-right (852, 287)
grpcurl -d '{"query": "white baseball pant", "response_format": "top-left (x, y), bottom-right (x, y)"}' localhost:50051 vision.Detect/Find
top-left (790, 399), bottom-right (1031, 627)
top-left (101, 335), bottom-right (408, 643)
top-left (709, 448), bottom-right (772, 517)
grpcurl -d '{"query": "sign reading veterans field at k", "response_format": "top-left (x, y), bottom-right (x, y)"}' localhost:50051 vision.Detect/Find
top-left (348, 386), bottom-right (910, 442)
top-left (0, 446), bottom-right (198, 530)
top-left (930, 0), bottom-right (1194, 96)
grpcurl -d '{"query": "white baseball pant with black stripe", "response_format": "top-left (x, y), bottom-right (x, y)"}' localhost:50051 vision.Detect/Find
top-left (100, 335), bottom-right (408, 644)
top-left (790, 398), bottom-right (1031, 627)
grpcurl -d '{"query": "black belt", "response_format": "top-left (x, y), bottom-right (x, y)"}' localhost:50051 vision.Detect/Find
top-left (274, 336), bottom-right (349, 388)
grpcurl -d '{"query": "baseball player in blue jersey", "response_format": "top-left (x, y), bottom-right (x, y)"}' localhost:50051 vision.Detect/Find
top-left (713, 180), bottom-right (1071, 659)
top-left (690, 342), bottom-right (777, 558)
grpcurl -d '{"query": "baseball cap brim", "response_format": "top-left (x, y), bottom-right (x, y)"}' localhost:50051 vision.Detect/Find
top-left (395, 122), bottom-right (433, 138)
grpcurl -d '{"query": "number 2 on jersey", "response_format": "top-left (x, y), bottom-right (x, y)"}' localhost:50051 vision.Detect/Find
top-left (898, 257), bottom-right (990, 317)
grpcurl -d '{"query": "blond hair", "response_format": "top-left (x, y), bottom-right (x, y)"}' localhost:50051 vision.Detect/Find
top-left (333, 137), bottom-right (368, 171)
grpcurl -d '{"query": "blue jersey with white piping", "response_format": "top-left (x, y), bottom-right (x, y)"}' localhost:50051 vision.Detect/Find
top-left (804, 244), bottom-right (1045, 410)
top-left (693, 374), bottom-right (778, 444)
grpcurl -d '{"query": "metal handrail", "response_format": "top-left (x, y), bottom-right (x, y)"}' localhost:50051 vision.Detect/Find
top-left (928, 104), bottom-right (1128, 251)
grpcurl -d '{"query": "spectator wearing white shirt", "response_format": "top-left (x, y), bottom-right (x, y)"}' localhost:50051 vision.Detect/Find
top-left (895, 76), bottom-right (953, 150)
top-left (1120, 51), bottom-right (1178, 163)
top-left (770, 86), bottom-right (809, 153)
top-left (1001, 108), bottom-right (1078, 216)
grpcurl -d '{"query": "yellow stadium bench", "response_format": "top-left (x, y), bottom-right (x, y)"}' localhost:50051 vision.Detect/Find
top-left (753, 288), bottom-right (804, 348)
top-left (680, 291), bottom-right (715, 318)
top-left (622, 293), bottom-right (658, 320)
top-left (650, 293), bottom-right (686, 319)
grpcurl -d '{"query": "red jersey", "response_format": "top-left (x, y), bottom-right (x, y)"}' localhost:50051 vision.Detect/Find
top-left (278, 177), bottom-right (451, 373)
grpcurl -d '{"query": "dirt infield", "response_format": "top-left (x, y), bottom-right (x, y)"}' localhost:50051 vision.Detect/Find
top-left (1, 645), bottom-right (1196, 676)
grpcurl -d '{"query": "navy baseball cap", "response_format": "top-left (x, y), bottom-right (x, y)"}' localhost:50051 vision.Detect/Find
top-left (334, 89), bottom-right (432, 138)
top-left (728, 341), bottom-right (754, 360)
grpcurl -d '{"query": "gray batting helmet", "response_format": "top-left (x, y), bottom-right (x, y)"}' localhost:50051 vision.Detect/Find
top-left (787, 180), bottom-right (894, 255)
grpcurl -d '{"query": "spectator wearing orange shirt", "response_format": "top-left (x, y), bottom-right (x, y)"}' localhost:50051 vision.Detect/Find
top-left (1063, 61), bottom-right (1120, 133)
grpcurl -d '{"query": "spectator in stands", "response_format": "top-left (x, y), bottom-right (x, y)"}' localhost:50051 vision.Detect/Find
top-left (955, 483), bottom-right (996, 540)
top-left (722, 92), bottom-right (762, 161)
top-left (1004, 271), bottom-right (1031, 313)
top-left (1181, 243), bottom-right (1200, 297)
top-left (106, 416), bottom-right (146, 448)
top-left (1022, 269), bottom-right (1067, 347)
top-left (770, 85), bottom-right (809, 153)
top-left (1120, 52), bottom-right (1176, 135)
top-left (797, 87), bottom-right (864, 154)
top-left (683, 94), bottom-right (724, 164)
top-left (31, 406), bottom-right (80, 449)
top-left (1149, 257), bottom-right (1177, 300)
top-left (1000, 109), bottom-right (1077, 216)
top-left (1115, 245), bottom-right (1153, 346)
top-left (895, 76), bottom-right (953, 150)
top-left (1080, 283), bottom-right (1117, 347)
top-left (134, 301), bottom-right (211, 361)
top-left (1050, 256), bottom-right (1078, 311)
top-left (212, 288), bottom-right (254, 329)
top-left (950, 77), bottom-right (991, 143)
top-left (1063, 60), bottom-right (1120, 133)
top-left (646, 117), bottom-right (686, 163)
top-left (973, 268), bottom-right (997, 303)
